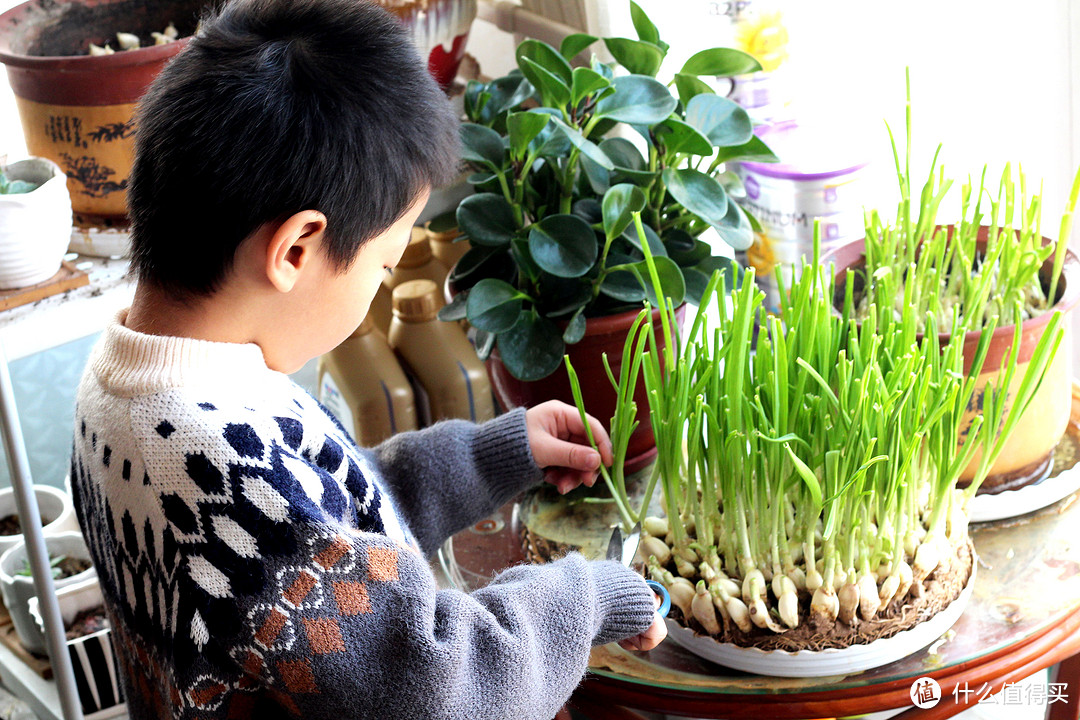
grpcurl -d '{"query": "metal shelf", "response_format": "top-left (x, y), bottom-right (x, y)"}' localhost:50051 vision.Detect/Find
top-left (0, 253), bottom-right (134, 720)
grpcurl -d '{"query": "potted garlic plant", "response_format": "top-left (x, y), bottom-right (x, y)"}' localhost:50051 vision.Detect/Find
top-left (563, 215), bottom-right (1063, 676)
top-left (829, 78), bottom-right (1080, 507)
top-left (440, 0), bottom-right (774, 470)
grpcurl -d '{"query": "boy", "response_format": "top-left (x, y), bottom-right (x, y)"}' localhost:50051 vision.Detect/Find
top-left (69, 0), bottom-right (664, 718)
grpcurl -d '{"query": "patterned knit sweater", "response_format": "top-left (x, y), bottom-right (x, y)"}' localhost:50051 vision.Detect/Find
top-left (70, 311), bottom-right (656, 720)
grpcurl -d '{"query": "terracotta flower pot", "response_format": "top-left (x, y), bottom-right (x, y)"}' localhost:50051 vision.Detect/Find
top-left (0, 0), bottom-right (200, 221)
top-left (486, 303), bottom-right (687, 474)
top-left (829, 229), bottom-right (1080, 493)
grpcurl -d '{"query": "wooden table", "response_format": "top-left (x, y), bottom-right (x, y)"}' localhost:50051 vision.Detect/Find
top-left (440, 446), bottom-right (1080, 720)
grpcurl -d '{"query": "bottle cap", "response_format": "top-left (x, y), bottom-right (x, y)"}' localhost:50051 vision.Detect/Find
top-left (397, 227), bottom-right (433, 268)
top-left (392, 279), bottom-right (442, 322)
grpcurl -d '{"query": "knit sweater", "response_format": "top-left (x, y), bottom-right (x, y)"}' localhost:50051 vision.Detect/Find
top-left (70, 311), bottom-right (656, 720)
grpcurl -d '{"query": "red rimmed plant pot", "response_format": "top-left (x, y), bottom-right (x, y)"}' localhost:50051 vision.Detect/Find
top-left (0, 0), bottom-right (202, 222)
top-left (486, 303), bottom-right (687, 475)
top-left (829, 229), bottom-right (1080, 495)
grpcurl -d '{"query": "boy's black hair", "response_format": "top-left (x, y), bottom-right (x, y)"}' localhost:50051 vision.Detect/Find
top-left (127, 0), bottom-right (461, 297)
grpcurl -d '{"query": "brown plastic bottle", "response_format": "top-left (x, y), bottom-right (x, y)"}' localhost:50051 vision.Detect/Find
top-left (426, 221), bottom-right (469, 271)
top-left (316, 315), bottom-right (417, 446)
top-left (385, 226), bottom-right (448, 290)
top-left (367, 285), bottom-right (394, 336)
top-left (388, 279), bottom-right (495, 425)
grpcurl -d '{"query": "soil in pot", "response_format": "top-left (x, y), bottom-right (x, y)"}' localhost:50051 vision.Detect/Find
top-left (0, 514), bottom-right (44, 536)
top-left (664, 535), bottom-right (973, 653)
top-left (18, 554), bottom-right (92, 580)
top-left (66, 604), bottom-right (109, 640)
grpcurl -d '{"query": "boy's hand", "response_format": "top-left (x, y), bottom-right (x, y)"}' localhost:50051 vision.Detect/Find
top-left (618, 591), bottom-right (668, 651)
top-left (526, 401), bottom-right (613, 495)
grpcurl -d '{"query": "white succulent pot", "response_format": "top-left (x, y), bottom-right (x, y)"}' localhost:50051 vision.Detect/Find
top-left (0, 157), bottom-right (73, 290)
top-left (0, 532), bottom-right (96, 654)
top-left (0, 484), bottom-right (80, 556)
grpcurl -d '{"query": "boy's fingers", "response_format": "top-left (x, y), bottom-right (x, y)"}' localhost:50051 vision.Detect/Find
top-left (545, 438), bottom-right (601, 473)
top-left (556, 403), bottom-right (614, 466)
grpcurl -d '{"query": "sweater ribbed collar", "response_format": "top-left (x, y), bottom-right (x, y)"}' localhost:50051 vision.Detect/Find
top-left (92, 309), bottom-right (275, 398)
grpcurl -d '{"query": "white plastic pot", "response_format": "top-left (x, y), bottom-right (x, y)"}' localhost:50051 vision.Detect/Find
top-left (0, 531), bottom-right (96, 654)
top-left (0, 484), bottom-right (80, 556)
top-left (0, 157), bottom-right (73, 289)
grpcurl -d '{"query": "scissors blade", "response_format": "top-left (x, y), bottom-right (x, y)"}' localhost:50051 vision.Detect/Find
top-left (606, 525), bottom-right (623, 562)
top-left (621, 522), bottom-right (642, 567)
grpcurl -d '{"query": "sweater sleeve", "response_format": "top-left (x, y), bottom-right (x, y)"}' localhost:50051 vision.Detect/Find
top-left (199, 519), bottom-right (655, 720)
top-left (367, 408), bottom-right (544, 556)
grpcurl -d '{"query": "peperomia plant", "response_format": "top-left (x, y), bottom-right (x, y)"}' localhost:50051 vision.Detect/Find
top-left (439, 1), bottom-right (777, 382)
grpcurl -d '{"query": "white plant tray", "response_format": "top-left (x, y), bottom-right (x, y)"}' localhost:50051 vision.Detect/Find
top-left (969, 457), bottom-right (1080, 523)
top-left (664, 564), bottom-right (976, 678)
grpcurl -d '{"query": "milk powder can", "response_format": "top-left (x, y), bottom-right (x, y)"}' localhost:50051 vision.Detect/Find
top-left (733, 121), bottom-right (868, 313)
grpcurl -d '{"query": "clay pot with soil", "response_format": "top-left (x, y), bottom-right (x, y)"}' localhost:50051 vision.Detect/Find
top-left (0, 0), bottom-right (203, 222)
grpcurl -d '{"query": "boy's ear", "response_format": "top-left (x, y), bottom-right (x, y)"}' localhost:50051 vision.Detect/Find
top-left (265, 210), bottom-right (328, 293)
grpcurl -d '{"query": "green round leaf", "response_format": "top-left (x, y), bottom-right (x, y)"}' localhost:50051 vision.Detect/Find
top-left (629, 0), bottom-right (662, 46)
top-left (519, 56), bottom-right (570, 109)
top-left (600, 267), bottom-right (647, 303)
top-left (438, 290), bottom-right (469, 322)
top-left (603, 37), bottom-right (665, 77)
top-left (595, 75), bottom-right (678, 125)
top-left (563, 308), bottom-right (587, 345)
top-left (600, 137), bottom-right (646, 171)
top-left (654, 116), bottom-right (713, 156)
top-left (668, 235), bottom-right (712, 266)
top-left (460, 123), bottom-right (505, 169)
top-left (528, 215), bottom-right (599, 278)
top-left (714, 198), bottom-right (754, 251)
top-left (507, 112), bottom-right (550, 159)
top-left (570, 66), bottom-right (612, 106)
top-left (620, 220), bottom-right (667, 258)
top-left (516, 38), bottom-right (573, 86)
top-left (680, 48), bottom-right (762, 77)
top-left (457, 193), bottom-right (518, 247)
top-left (635, 255), bottom-right (685, 307)
top-left (497, 312), bottom-right (565, 381)
top-left (673, 73), bottom-right (715, 106)
top-left (602, 183), bottom-right (646, 240)
top-left (662, 167), bottom-right (729, 233)
top-left (697, 256), bottom-right (742, 290)
top-left (428, 209), bottom-right (458, 234)
top-left (527, 110), bottom-right (573, 157)
top-left (490, 74), bottom-right (535, 115)
top-left (467, 172), bottom-right (496, 185)
top-left (572, 198), bottom-right (602, 224)
top-left (714, 134), bottom-right (780, 165)
top-left (466, 278), bottom-right (528, 333)
top-left (539, 275), bottom-right (593, 317)
top-left (685, 94), bottom-right (752, 147)
top-left (683, 267), bottom-right (711, 304)
top-left (561, 33), bottom-right (598, 61)
top-left (546, 115), bottom-right (613, 169)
